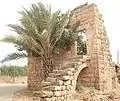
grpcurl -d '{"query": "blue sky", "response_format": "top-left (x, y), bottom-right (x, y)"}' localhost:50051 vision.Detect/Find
top-left (0, 0), bottom-right (120, 65)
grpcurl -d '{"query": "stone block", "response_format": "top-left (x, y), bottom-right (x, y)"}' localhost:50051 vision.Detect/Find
top-left (66, 85), bottom-right (73, 91)
top-left (58, 70), bottom-right (73, 76)
top-left (61, 90), bottom-right (67, 96)
top-left (41, 98), bottom-right (51, 101)
top-left (43, 86), bottom-right (62, 91)
top-left (53, 91), bottom-right (62, 97)
top-left (63, 80), bottom-right (71, 85)
top-left (61, 85), bottom-right (66, 90)
top-left (54, 96), bottom-right (65, 101)
top-left (49, 73), bottom-right (61, 77)
top-left (41, 97), bottom-right (59, 101)
top-left (50, 80), bottom-right (64, 86)
top-left (41, 91), bottom-right (54, 98)
top-left (53, 70), bottom-right (64, 74)
top-left (42, 82), bottom-right (51, 87)
top-left (56, 80), bottom-right (64, 85)
top-left (46, 77), bottom-right (57, 83)
top-left (59, 76), bottom-right (71, 81)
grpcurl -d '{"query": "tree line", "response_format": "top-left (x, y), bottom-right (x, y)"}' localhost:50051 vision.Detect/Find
top-left (0, 65), bottom-right (27, 77)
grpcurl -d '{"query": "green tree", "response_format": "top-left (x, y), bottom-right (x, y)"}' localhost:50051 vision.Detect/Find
top-left (1, 2), bottom-right (78, 76)
top-left (0, 65), bottom-right (26, 82)
top-left (0, 65), bottom-right (26, 76)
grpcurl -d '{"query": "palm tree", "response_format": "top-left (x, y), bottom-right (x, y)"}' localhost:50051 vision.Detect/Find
top-left (1, 2), bottom-right (80, 90)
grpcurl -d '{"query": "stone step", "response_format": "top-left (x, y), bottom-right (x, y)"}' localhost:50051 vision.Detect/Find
top-left (62, 61), bottom-right (82, 66)
top-left (71, 59), bottom-right (86, 62)
top-left (33, 91), bottom-right (42, 94)
top-left (41, 91), bottom-right (54, 98)
top-left (54, 64), bottom-right (77, 72)
top-left (42, 80), bottom-right (64, 87)
top-left (41, 82), bottom-right (51, 87)
top-left (49, 70), bottom-right (73, 77)
top-left (46, 77), bottom-right (57, 83)
top-left (62, 67), bottom-right (75, 72)
top-left (43, 85), bottom-right (65, 91)
top-left (67, 58), bottom-right (86, 62)
top-left (57, 64), bottom-right (71, 70)
top-left (60, 62), bottom-right (82, 70)
top-left (58, 75), bottom-right (72, 81)
top-left (59, 64), bottom-right (75, 70)
top-left (45, 76), bottom-right (72, 84)
top-left (53, 70), bottom-right (65, 74)
top-left (49, 73), bottom-right (61, 77)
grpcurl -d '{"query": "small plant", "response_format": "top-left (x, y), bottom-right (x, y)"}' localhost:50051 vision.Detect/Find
top-left (76, 84), bottom-right (89, 93)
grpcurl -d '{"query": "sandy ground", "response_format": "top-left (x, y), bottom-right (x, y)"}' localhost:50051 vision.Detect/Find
top-left (0, 84), bottom-right (27, 101)
top-left (0, 76), bottom-right (120, 101)
top-left (0, 76), bottom-right (27, 101)
top-left (0, 76), bottom-right (27, 84)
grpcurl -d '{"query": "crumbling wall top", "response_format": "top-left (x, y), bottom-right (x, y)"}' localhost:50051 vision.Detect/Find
top-left (71, 3), bottom-right (97, 13)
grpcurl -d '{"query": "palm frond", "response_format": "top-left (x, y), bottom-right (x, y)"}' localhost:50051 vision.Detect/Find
top-left (7, 24), bottom-right (25, 35)
top-left (1, 35), bottom-right (18, 44)
top-left (1, 35), bottom-right (44, 56)
top-left (1, 52), bottom-right (27, 63)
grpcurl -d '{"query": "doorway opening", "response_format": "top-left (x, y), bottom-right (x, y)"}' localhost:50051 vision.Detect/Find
top-left (76, 67), bottom-right (90, 92)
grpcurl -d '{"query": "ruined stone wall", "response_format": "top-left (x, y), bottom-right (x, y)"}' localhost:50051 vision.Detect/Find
top-left (93, 4), bottom-right (115, 91)
top-left (54, 41), bottom-right (77, 67)
top-left (69, 3), bottom-right (100, 89)
top-left (27, 56), bottom-right (45, 90)
top-left (69, 3), bottom-right (116, 91)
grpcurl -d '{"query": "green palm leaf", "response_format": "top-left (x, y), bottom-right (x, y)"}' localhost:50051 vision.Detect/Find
top-left (1, 52), bottom-right (27, 63)
top-left (7, 24), bottom-right (25, 35)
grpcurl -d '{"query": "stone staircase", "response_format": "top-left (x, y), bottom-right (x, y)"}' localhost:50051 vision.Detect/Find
top-left (39, 56), bottom-right (90, 101)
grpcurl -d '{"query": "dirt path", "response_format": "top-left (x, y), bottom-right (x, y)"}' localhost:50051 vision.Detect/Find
top-left (0, 84), bottom-right (27, 101)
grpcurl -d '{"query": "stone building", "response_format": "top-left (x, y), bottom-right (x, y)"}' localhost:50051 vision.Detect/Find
top-left (27, 3), bottom-right (119, 101)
